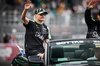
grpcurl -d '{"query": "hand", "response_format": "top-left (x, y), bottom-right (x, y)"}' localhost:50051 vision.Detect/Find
top-left (37, 53), bottom-right (44, 59)
top-left (87, 0), bottom-right (98, 9)
top-left (24, 0), bottom-right (31, 10)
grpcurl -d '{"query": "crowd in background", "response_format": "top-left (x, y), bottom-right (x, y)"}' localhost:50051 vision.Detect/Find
top-left (5, 0), bottom-right (100, 25)
top-left (6, 0), bottom-right (99, 24)
top-left (3, 34), bottom-right (16, 44)
top-left (0, 0), bottom-right (100, 43)
top-left (6, 0), bottom-right (100, 14)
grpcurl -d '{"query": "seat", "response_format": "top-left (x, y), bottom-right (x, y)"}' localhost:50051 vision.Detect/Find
top-left (51, 46), bottom-right (64, 58)
top-left (28, 55), bottom-right (44, 64)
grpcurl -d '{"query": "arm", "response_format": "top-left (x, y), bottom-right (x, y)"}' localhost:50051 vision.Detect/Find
top-left (21, 0), bottom-right (31, 24)
top-left (85, 0), bottom-right (98, 27)
top-left (37, 39), bottom-right (49, 59)
top-left (45, 27), bottom-right (51, 43)
top-left (85, 8), bottom-right (93, 27)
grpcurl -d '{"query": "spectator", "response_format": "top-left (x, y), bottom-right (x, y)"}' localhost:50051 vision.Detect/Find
top-left (9, 35), bottom-right (16, 44)
top-left (3, 34), bottom-right (10, 43)
top-left (56, 1), bottom-right (66, 14)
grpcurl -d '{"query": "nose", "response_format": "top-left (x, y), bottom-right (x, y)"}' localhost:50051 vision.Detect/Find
top-left (42, 15), bottom-right (45, 17)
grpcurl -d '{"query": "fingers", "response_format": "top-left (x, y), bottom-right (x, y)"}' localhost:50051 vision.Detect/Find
top-left (37, 53), bottom-right (44, 59)
top-left (26, 0), bottom-right (31, 2)
top-left (92, 0), bottom-right (98, 7)
top-left (89, 0), bottom-right (98, 5)
top-left (88, 0), bottom-right (98, 9)
top-left (25, 0), bottom-right (31, 4)
top-left (88, 0), bottom-right (92, 6)
top-left (93, 2), bottom-right (98, 7)
top-left (91, 0), bottom-right (98, 5)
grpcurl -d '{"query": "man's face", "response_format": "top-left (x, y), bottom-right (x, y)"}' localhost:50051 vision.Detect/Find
top-left (35, 13), bottom-right (46, 22)
top-left (97, 15), bottom-right (100, 21)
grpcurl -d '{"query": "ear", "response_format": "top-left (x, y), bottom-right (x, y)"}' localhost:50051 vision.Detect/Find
top-left (34, 14), bottom-right (36, 17)
top-left (97, 15), bottom-right (100, 21)
top-left (34, 14), bottom-right (37, 20)
top-left (97, 15), bottom-right (99, 18)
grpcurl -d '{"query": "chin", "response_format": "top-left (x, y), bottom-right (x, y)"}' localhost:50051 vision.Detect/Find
top-left (39, 20), bottom-right (44, 22)
top-left (41, 19), bottom-right (45, 21)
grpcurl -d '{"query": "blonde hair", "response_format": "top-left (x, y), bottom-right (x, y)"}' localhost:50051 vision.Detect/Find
top-left (34, 14), bottom-right (36, 20)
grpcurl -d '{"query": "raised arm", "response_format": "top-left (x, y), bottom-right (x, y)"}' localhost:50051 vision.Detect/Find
top-left (85, 0), bottom-right (98, 26)
top-left (87, 0), bottom-right (98, 10)
top-left (21, 0), bottom-right (31, 24)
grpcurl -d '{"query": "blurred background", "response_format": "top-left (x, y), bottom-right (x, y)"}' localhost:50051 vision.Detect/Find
top-left (0, 0), bottom-right (100, 66)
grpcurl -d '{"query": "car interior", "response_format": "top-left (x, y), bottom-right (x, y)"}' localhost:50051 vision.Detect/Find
top-left (49, 43), bottom-right (95, 64)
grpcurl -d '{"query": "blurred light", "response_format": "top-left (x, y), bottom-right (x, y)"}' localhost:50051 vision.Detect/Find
top-left (12, 28), bottom-right (17, 34)
top-left (2, 11), bottom-right (6, 16)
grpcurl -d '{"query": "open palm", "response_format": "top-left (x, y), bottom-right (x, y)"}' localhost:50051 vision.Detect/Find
top-left (25, 0), bottom-right (31, 10)
top-left (88, 0), bottom-right (98, 9)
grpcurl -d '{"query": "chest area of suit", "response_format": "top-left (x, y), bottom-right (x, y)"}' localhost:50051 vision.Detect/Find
top-left (35, 24), bottom-right (47, 34)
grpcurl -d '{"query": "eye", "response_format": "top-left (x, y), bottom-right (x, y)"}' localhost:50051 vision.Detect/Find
top-left (44, 14), bottom-right (46, 16)
top-left (39, 13), bottom-right (46, 16)
top-left (40, 14), bottom-right (43, 16)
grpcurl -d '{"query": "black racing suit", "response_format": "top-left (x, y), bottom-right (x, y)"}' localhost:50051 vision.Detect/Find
top-left (85, 9), bottom-right (100, 38)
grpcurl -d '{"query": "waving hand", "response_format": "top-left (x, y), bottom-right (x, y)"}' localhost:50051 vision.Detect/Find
top-left (24, 0), bottom-right (31, 10)
top-left (87, 0), bottom-right (98, 9)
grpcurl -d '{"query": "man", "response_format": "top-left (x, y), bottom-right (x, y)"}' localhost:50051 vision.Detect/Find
top-left (21, 0), bottom-right (51, 59)
top-left (84, 0), bottom-right (100, 61)
top-left (85, 0), bottom-right (100, 38)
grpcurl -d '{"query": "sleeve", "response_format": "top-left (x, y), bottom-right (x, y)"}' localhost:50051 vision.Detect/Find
top-left (45, 27), bottom-right (51, 39)
top-left (47, 27), bottom-right (51, 39)
top-left (85, 9), bottom-right (94, 27)
top-left (23, 20), bottom-right (33, 28)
